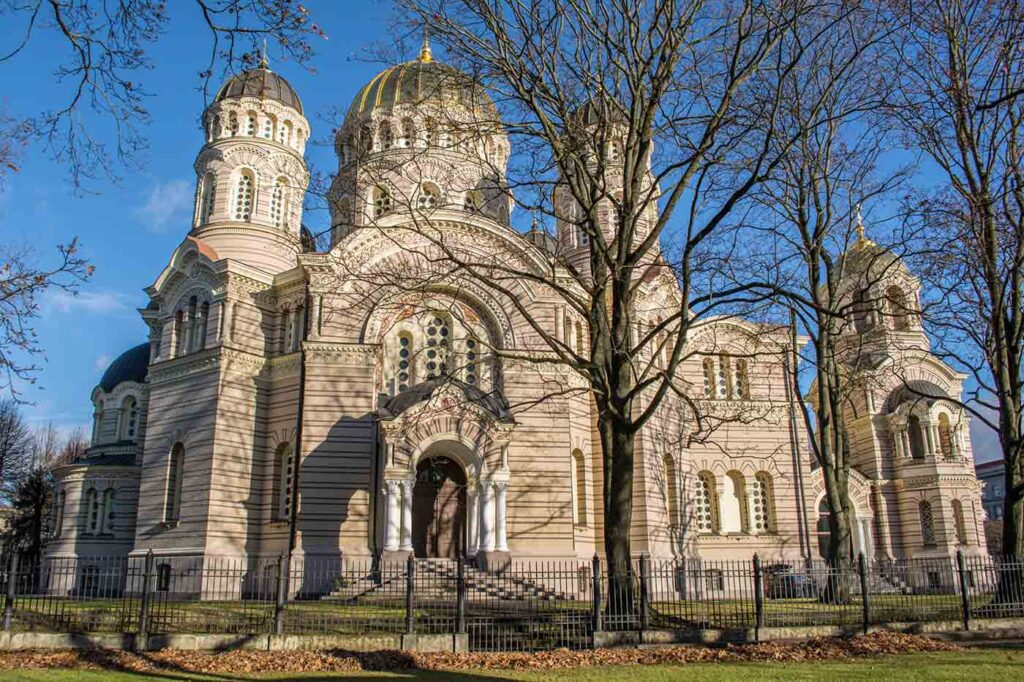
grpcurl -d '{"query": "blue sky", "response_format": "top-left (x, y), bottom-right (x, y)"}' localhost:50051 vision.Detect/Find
top-left (0, 1), bottom-right (1001, 462)
top-left (1, 1), bottom-right (397, 431)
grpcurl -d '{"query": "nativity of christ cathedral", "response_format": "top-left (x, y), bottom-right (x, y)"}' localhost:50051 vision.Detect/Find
top-left (47, 41), bottom-right (989, 576)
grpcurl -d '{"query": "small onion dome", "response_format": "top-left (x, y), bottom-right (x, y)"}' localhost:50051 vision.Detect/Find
top-left (568, 98), bottom-right (629, 129)
top-left (98, 343), bottom-right (150, 392)
top-left (215, 68), bottom-right (303, 114)
top-left (524, 225), bottom-right (558, 256)
top-left (345, 57), bottom-right (496, 124)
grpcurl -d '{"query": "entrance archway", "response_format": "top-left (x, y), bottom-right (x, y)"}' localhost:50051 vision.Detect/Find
top-left (412, 456), bottom-right (467, 559)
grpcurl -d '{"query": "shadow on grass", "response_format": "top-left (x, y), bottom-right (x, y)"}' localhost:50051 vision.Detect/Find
top-left (45, 648), bottom-right (520, 682)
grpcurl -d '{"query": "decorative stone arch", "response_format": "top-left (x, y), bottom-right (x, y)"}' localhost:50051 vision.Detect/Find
top-left (807, 468), bottom-right (875, 559)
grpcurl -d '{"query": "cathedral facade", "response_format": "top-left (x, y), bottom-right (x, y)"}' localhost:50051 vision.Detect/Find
top-left (47, 47), bottom-right (988, 575)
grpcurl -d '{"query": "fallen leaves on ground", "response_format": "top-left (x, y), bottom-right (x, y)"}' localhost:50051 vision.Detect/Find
top-left (0, 631), bottom-right (958, 674)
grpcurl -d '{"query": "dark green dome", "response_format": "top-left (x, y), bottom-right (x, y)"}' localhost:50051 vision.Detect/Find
top-left (98, 344), bottom-right (150, 392)
top-left (215, 67), bottom-right (303, 114)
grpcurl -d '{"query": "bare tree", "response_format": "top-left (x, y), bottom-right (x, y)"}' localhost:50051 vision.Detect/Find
top-left (889, 0), bottom-right (1024, 560)
top-left (1, 239), bottom-right (93, 399)
top-left (0, 398), bottom-right (32, 487)
top-left (731, 6), bottom-right (905, 590)
top-left (0, 0), bottom-right (325, 190)
top-left (314, 0), bottom-right (891, 610)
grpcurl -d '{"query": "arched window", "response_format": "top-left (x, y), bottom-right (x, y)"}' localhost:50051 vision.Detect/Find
top-left (908, 414), bottom-right (926, 460)
top-left (716, 354), bottom-right (730, 399)
top-left (174, 310), bottom-right (185, 357)
top-left (423, 314), bottom-right (451, 379)
top-left (424, 119), bottom-right (436, 146)
top-left (270, 177), bottom-right (289, 228)
top-left (919, 499), bottom-right (936, 547)
top-left (92, 400), bottom-right (104, 444)
top-left (937, 413), bottom-right (953, 458)
top-left (722, 471), bottom-right (747, 533)
top-left (380, 121), bottom-right (394, 150)
top-left (273, 443), bottom-right (294, 521)
top-left (416, 183), bottom-right (440, 211)
top-left (227, 112), bottom-right (239, 136)
top-left (464, 191), bottom-right (481, 213)
top-left (184, 296), bottom-right (198, 353)
top-left (85, 489), bottom-right (100, 535)
top-left (695, 472), bottom-right (719, 534)
top-left (575, 321), bottom-right (585, 355)
top-left (198, 172), bottom-right (216, 224)
top-left (572, 449), bottom-right (587, 526)
top-left (278, 120), bottom-right (291, 145)
top-left (119, 396), bottom-right (139, 441)
top-left (816, 498), bottom-right (831, 558)
top-left (54, 491), bottom-right (66, 538)
top-left (100, 488), bottom-right (115, 534)
top-left (751, 473), bottom-right (773, 533)
top-left (852, 288), bottom-right (872, 333)
top-left (702, 358), bottom-right (714, 398)
top-left (262, 114), bottom-right (274, 139)
top-left (656, 331), bottom-right (667, 369)
top-left (664, 455), bottom-right (679, 526)
top-left (401, 118), bottom-right (415, 147)
top-left (886, 286), bottom-right (911, 331)
top-left (164, 444), bottom-right (184, 524)
top-left (194, 301), bottom-right (209, 351)
top-left (245, 112), bottom-right (257, 136)
top-left (393, 332), bottom-right (414, 394)
top-left (464, 336), bottom-right (479, 385)
top-left (732, 359), bottom-right (748, 400)
top-left (952, 499), bottom-right (967, 545)
top-left (373, 186), bottom-right (392, 218)
top-left (234, 170), bottom-right (255, 222)
top-left (575, 224), bottom-right (590, 247)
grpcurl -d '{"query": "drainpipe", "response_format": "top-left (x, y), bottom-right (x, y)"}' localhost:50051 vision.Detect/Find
top-left (786, 309), bottom-right (811, 561)
top-left (286, 292), bottom-right (310, 561)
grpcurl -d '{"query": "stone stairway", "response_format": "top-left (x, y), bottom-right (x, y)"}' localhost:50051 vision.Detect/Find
top-left (318, 560), bottom-right (571, 604)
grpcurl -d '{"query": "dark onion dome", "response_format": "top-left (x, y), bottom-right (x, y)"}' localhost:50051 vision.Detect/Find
top-left (524, 223), bottom-right (558, 256)
top-left (300, 224), bottom-right (317, 253)
top-left (345, 38), bottom-right (496, 122)
top-left (215, 67), bottom-right (303, 114)
top-left (98, 343), bottom-right (150, 392)
top-left (569, 97), bottom-right (629, 128)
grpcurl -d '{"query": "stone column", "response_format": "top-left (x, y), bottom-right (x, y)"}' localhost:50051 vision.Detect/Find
top-left (923, 420), bottom-right (936, 457)
top-left (902, 430), bottom-right (912, 460)
top-left (467, 486), bottom-right (479, 556)
top-left (480, 481), bottom-right (496, 552)
top-left (891, 429), bottom-right (903, 459)
top-left (494, 482), bottom-right (508, 551)
top-left (399, 480), bottom-right (414, 552)
top-left (384, 481), bottom-right (400, 551)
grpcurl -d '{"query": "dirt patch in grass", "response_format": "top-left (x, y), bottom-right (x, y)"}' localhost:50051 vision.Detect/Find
top-left (0, 632), bottom-right (958, 675)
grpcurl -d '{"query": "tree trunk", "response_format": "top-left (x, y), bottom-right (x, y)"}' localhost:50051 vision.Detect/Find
top-left (598, 405), bottom-right (636, 619)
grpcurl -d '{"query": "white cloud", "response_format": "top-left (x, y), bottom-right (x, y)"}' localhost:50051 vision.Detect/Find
top-left (94, 353), bottom-right (111, 372)
top-left (43, 289), bottom-right (134, 315)
top-left (134, 178), bottom-right (193, 233)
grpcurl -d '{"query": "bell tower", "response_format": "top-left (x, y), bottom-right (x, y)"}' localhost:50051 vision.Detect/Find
top-left (190, 56), bottom-right (311, 273)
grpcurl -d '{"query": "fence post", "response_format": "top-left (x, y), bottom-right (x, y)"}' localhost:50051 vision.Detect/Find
top-left (956, 549), bottom-right (971, 631)
top-left (405, 554), bottom-right (416, 635)
top-left (591, 554), bottom-right (603, 640)
top-left (2, 552), bottom-right (18, 631)
top-left (273, 553), bottom-right (288, 636)
top-left (752, 554), bottom-right (764, 638)
top-left (638, 553), bottom-right (650, 633)
top-left (456, 554), bottom-right (467, 634)
top-left (136, 550), bottom-right (154, 650)
top-left (858, 552), bottom-right (870, 635)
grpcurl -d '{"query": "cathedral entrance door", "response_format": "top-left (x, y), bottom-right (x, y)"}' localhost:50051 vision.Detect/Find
top-left (411, 456), bottom-right (467, 559)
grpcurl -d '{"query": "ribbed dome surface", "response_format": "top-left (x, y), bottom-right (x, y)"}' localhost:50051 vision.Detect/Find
top-left (215, 68), bottom-right (303, 114)
top-left (98, 344), bottom-right (150, 392)
top-left (346, 59), bottom-right (495, 122)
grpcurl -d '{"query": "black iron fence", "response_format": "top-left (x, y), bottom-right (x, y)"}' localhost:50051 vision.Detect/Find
top-left (1, 551), bottom-right (1022, 651)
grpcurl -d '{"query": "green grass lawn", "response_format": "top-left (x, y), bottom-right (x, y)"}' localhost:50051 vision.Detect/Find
top-left (2, 649), bottom-right (1023, 681)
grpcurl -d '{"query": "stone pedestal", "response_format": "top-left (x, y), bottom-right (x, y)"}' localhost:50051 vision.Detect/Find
top-left (476, 550), bottom-right (511, 574)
